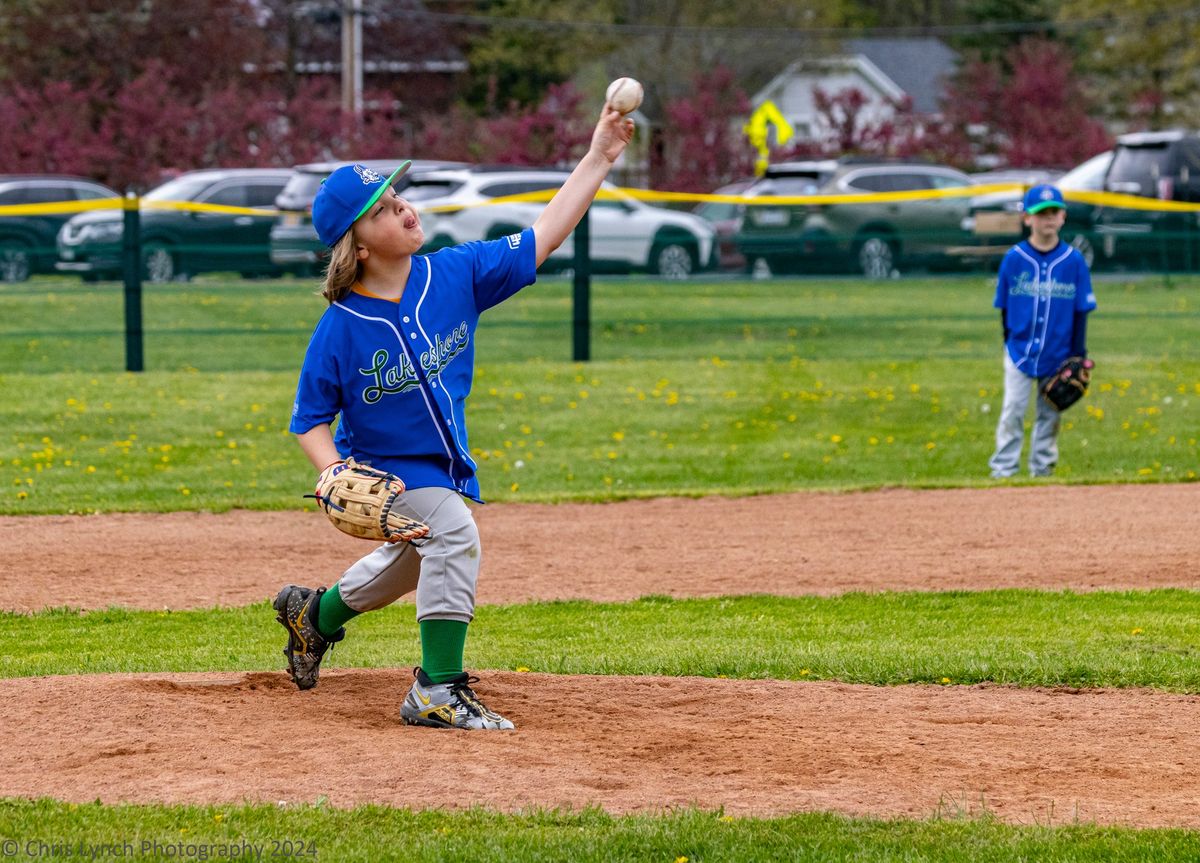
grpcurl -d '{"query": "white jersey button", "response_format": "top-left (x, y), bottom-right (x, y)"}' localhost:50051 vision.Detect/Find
top-left (403, 316), bottom-right (410, 323)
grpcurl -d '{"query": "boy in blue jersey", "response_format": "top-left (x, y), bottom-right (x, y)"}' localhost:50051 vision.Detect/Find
top-left (274, 104), bottom-right (633, 729)
top-left (989, 184), bottom-right (1097, 479)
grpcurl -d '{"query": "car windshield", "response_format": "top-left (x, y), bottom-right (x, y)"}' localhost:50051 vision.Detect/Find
top-left (1059, 152), bottom-right (1113, 190)
top-left (1107, 146), bottom-right (1172, 196)
top-left (760, 176), bottom-right (826, 196)
top-left (403, 179), bottom-right (463, 201)
top-left (279, 172), bottom-right (326, 202)
top-left (143, 176), bottom-right (216, 202)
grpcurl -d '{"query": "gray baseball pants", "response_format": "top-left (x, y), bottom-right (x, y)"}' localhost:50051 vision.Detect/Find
top-left (334, 487), bottom-right (481, 623)
top-left (989, 351), bottom-right (1060, 478)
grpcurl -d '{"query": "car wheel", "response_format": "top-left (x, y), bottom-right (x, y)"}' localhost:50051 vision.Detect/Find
top-left (855, 234), bottom-right (897, 279)
top-left (142, 243), bottom-right (177, 283)
top-left (651, 241), bottom-right (696, 279)
top-left (0, 241), bottom-right (32, 283)
top-left (1066, 233), bottom-right (1096, 269)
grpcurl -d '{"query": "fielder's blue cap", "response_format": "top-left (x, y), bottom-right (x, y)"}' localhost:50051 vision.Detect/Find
top-left (312, 161), bottom-right (412, 247)
top-left (1023, 184), bottom-right (1066, 214)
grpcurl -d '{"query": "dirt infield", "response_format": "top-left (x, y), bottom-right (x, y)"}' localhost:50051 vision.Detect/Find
top-left (5, 670), bottom-right (1199, 827)
top-left (3, 484), bottom-right (1197, 613)
top-left (3, 484), bottom-right (1199, 826)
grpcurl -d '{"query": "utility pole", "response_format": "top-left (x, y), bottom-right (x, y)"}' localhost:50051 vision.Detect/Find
top-left (341, 0), bottom-right (363, 115)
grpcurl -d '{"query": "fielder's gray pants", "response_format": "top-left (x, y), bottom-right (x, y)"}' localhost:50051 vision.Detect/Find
top-left (989, 351), bottom-right (1060, 478)
top-left (335, 487), bottom-right (480, 623)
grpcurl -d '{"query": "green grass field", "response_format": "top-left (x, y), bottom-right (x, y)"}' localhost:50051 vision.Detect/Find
top-left (3, 274), bottom-right (1197, 513)
top-left (3, 273), bottom-right (1198, 858)
top-left (4, 591), bottom-right (1199, 690)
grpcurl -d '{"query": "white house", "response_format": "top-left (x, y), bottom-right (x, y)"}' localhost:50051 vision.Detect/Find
top-left (751, 38), bottom-right (958, 140)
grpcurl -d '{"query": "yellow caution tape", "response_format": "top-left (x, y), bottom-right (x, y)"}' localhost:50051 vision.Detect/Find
top-left (0, 198), bottom-right (279, 217)
top-left (6, 183), bottom-right (1200, 218)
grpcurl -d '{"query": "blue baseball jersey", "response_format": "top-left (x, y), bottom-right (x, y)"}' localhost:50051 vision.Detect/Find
top-left (993, 240), bottom-right (1096, 377)
top-left (290, 228), bottom-right (538, 502)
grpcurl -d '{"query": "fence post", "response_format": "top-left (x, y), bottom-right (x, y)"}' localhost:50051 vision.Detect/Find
top-left (572, 206), bottom-right (591, 362)
top-left (121, 191), bottom-right (144, 372)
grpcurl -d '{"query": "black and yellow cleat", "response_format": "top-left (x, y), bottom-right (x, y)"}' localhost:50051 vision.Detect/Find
top-left (273, 584), bottom-right (344, 691)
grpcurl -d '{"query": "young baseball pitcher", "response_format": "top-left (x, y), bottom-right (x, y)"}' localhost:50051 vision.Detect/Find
top-left (989, 184), bottom-right (1097, 478)
top-left (275, 103), bottom-right (633, 730)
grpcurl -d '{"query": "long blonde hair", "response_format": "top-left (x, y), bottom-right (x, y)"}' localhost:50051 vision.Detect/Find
top-left (321, 230), bottom-right (360, 303)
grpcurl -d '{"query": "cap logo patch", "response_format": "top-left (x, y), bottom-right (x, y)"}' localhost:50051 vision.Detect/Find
top-left (1040, 189), bottom-right (1054, 200)
top-left (354, 164), bottom-right (384, 184)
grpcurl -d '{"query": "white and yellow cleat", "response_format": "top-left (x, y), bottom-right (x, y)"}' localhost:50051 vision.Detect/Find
top-left (401, 667), bottom-right (515, 730)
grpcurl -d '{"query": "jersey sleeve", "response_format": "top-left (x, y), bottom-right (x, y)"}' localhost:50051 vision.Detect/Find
top-left (1074, 256), bottom-right (1097, 312)
top-left (289, 312), bottom-right (343, 435)
top-left (993, 252), bottom-right (1013, 309)
top-left (470, 226), bottom-right (538, 313)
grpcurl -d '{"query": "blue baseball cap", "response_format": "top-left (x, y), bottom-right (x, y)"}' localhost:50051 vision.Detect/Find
top-left (312, 161), bottom-right (412, 247)
top-left (1023, 184), bottom-right (1066, 214)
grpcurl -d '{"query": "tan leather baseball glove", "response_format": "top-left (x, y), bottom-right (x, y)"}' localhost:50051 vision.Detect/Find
top-left (309, 457), bottom-right (430, 543)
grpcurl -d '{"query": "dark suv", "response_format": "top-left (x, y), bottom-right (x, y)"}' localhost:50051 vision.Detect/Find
top-left (1094, 130), bottom-right (1200, 269)
top-left (0, 175), bottom-right (117, 282)
top-left (964, 151), bottom-right (1112, 268)
top-left (57, 169), bottom-right (292, 282)
top-left (270, 159), bottom-right (469, 275)
top-left (735, 160), bottom-right (975, 277)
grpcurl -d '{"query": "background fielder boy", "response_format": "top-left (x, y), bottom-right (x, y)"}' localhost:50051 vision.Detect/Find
top-left (989, 184), bottom-right (1097, 479)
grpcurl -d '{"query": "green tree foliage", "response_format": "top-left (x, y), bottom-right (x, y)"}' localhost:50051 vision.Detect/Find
top-left (460, 0), bottom-right (857, 116)
top-left (1055, 0), bottom-right (1200, 128)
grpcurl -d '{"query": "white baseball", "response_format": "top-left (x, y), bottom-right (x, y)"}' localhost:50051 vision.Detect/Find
top-left (606, 77), bottom-right (643, 115)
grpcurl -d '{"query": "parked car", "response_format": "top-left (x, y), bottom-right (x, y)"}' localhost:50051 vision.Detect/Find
top-left (964, 151), bottom-right (1113, 268)
top-left (410, 166), bottom-right (718, 278)
top-left (57, 168), bottom-right (292, 282)
top-left (0, 175), bottom-right (117, 282)
top-left (734, 160), bottom-right (976, 278)
top-left (1093, 130), bottom-right (1200, 269)
top-left (692, 179), bottom-right (756, 272)
top-left (692, 168), bottom-right (840, 274)
top-left (968, 168), bottom-right (1064, 186)
top-left (269, 158), bottom-right (469, 275)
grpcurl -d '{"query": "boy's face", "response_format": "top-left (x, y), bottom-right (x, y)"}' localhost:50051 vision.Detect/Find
top-left (354, 189), bottom-right (426, 262)
top-left (1024, 206), bottom-right (1066, 242)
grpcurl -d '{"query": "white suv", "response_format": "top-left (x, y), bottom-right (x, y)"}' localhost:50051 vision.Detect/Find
top-left (406, 167), bottom-right (718, 279)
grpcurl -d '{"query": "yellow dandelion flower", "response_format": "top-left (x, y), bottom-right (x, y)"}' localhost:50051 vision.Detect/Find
top-left (830, 434), bottom-right (842, 443)
top-left (1131, 628), bottom-right (1143, 636)
top-left (516, 666), bottom-right (530, 673)
top-left (941, 677), bottom-right (951, 684)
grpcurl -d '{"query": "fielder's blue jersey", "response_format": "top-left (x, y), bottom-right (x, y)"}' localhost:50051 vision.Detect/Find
top-left (993, 240), bottom-right (1096, 378)
top-left (290, 228), bottom-right (538, 502)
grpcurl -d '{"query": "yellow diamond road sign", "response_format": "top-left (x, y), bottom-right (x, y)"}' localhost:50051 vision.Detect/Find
top-left (744, 100), bottom-right (795, 175)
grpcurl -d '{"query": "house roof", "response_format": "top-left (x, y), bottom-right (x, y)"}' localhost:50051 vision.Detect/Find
top-left (842, 38), bottom-right (957, 114)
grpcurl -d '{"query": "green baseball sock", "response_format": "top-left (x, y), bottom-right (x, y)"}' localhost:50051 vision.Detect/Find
top-left (419, 619), bottom-right (469, 683)
top-left (316, 583), bottom-right (358, 639)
